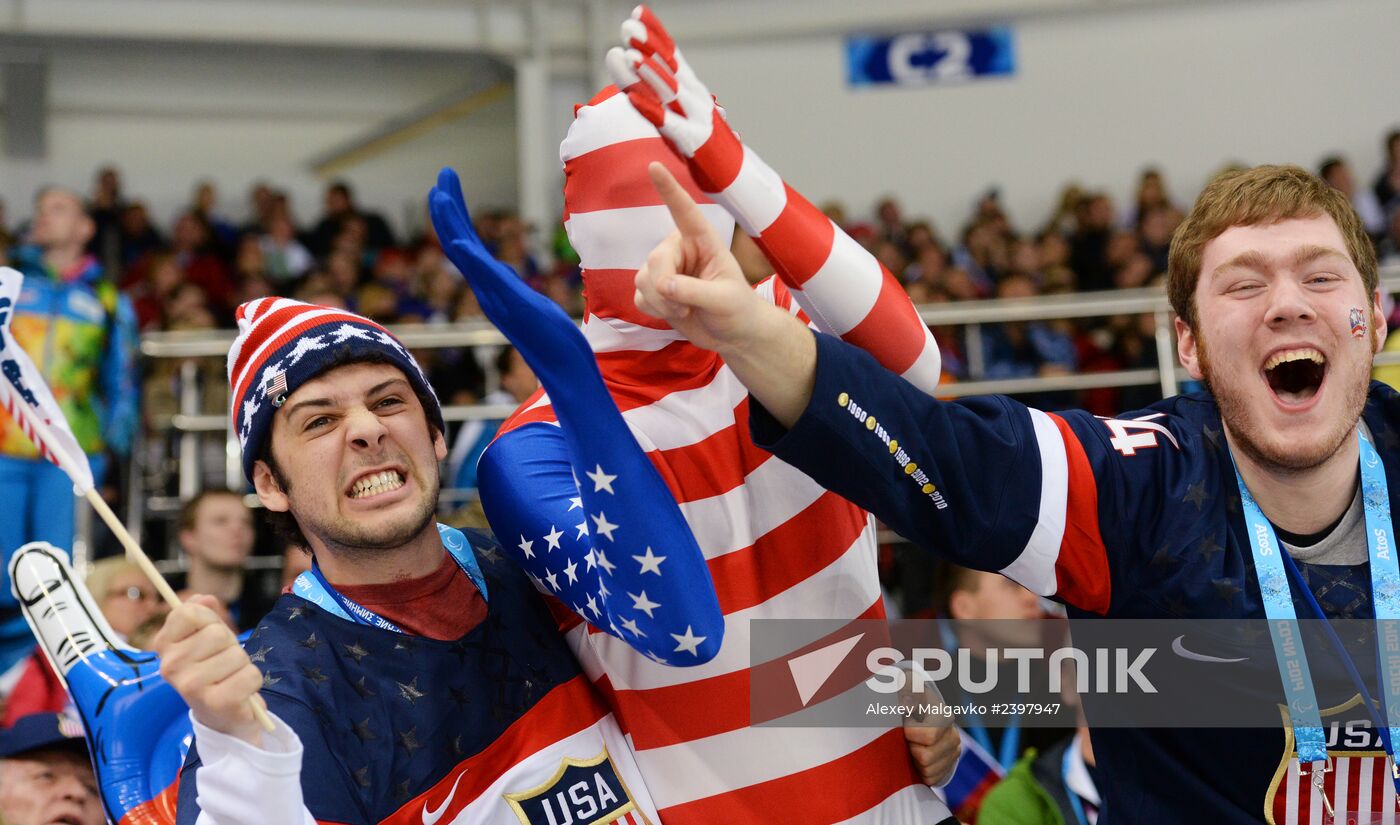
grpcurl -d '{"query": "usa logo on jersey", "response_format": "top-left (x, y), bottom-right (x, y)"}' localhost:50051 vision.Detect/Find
top-left (504, 749), bottom-right (650, 825)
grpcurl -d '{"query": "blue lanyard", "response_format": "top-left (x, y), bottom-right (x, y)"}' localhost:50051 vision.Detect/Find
top-left (939, 622), bottom-right (1021, 771)
top-left (291, 523), bottom-right (489, 632)
top-left (1061, 738), bottom-right (1090, 825)
top-left (1234, 430), bottom-right (1400, 789)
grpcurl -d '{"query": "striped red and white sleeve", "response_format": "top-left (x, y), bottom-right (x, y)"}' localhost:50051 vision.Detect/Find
top-left (605, 6), bottom-right (942, 395)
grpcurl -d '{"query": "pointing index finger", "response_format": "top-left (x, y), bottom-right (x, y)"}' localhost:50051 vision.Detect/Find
top-left (648, 162), bottom-right (714, 246)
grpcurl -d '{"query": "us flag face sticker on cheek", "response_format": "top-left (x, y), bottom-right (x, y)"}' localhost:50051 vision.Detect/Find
top-left (1351, 307), bottom-right (1368, 339)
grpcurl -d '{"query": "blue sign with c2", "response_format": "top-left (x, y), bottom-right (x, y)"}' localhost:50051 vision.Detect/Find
top-left (847, 27), bottom-right (1015, 88)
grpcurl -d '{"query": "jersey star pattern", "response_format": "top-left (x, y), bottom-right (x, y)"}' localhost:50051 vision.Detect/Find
top-left (176, 530), bottom-right (658, 825)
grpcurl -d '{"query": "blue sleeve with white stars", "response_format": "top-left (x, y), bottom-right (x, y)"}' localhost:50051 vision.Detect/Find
top-left (429, 168), bottom-right (723, 665)
top-left (478, 416), bottom-right (723, 665)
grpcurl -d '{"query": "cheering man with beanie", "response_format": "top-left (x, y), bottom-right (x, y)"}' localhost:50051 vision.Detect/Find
top-left (156, 294), bottom-right (727, 824)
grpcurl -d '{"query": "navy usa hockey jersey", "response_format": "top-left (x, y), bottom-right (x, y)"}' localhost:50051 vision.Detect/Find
top-left (176, 529), bottom-right (657, 825)
top-left (753, 332), bottom-right (1400, 825)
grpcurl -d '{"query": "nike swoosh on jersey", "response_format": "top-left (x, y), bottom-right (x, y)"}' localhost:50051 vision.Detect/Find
top-left (422, 768), bottom-right (468, 825)
top-left (1171, 634), bottom-right (1249, 664)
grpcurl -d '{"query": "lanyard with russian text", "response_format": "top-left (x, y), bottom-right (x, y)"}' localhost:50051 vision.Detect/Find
top-left (291, 523), bottom-right (489, 633)
top-left (1234, 430), bottom-right (1400, 805)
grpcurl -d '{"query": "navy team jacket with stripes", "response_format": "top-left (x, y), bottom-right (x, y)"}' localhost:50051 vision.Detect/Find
top-left (754, 331), bottom-right (1400, 825)
top-left (175, 529), bottom-right (657, 825)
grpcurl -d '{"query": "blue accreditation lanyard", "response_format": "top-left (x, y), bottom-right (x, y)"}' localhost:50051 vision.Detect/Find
top-left (939, 622), bottom-right (1021, 771)
top-left (1061, 736), bottom-right (1090, 825)
top-left (291, 523), bottom-right (489, 633)
top-left (1234, 430), bottom-right (1400, 808)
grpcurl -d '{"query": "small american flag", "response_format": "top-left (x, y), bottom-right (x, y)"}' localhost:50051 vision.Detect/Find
top-left (264, 370), bottom-right (288, 400)
top-left (0, 268), bottom-right (95, 492)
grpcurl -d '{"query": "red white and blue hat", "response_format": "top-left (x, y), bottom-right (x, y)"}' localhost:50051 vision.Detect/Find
top-left (0, 712), bottom-right (89, 758)
top-left (227, 298), bottom-right (443, 483)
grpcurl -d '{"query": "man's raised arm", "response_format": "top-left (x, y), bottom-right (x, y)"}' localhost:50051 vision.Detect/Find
top-left (634, 162), bottom-right (817, 427)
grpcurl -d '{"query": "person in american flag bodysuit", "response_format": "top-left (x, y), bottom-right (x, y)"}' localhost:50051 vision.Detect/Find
top-left (440, 10), bottom-right (959, 823)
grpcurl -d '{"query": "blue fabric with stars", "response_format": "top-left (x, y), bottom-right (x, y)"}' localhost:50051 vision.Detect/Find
top-left (750, 332), bottom-right (1400, 825)
top-left (176, 529), bottom-right (589, 824)
top-left (428, 168), bottom-right (723, 666)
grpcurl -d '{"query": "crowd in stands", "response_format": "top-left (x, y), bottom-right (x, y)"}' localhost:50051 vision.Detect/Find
top-left (2, 137), bottom-right (1395, 429)
top-left (0, 131), bottom-right (1399, 825)
top-left (0, 133), bottom-right (1397, 572)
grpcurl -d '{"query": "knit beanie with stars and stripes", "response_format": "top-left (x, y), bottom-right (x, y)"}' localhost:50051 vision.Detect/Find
top-left (227, 298), bottom-right (444, 483)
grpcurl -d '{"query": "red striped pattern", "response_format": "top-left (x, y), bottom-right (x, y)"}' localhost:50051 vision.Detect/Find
top-left (838, 271), bottom-right (931, 377)
top-left (539, 87), bottom-right (940, 821)
top-left (581, 269), bottom-right (670, 328)
top-left (229, 304), bottom-right (392, 427)
top-left (753, 185), bottom-right (835, 286)
top-left (659, 729), bottom-right (920, 825)
top-left (1270, 754), bottom-right (1395, 824)
top-left (1047, 413), bottom-right (1112, 615)
top-left (564, 137), bottom-right (710, 217)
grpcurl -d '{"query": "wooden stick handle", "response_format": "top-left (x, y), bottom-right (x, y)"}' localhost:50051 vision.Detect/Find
top-left (82, 488), bottom-right (275, 733)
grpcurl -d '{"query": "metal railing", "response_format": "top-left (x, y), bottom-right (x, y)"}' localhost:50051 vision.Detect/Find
top-left (112, 265), bottom-right (1400, 570)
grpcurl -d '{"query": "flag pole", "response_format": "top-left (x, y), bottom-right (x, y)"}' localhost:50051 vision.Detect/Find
top-left (28, 413), bottom-right (275, 732)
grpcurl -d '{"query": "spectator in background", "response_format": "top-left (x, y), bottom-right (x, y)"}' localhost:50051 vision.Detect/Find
top-left (445, 346), bottom-right (538, 494)
top-left (126, 251), bottom-right (182, 330)
top-left (1128, 166), bottom-right (1174, 228)
top-left (0, 198), bottom-right (13, 255)
top-left (904, 220), bottom-right (942, 259)
top-left (169, 212), bottom-right (234, 317)
top-left (189, 179), bottom-right (239, 252)
top-left (1377, 206), bottom-right (1400, 264)
top-left (323, 247), bottom-right (361, 303)
top-left (416, 247), bottom-right (463, 323)
top-left (1043, 183), bottom-right (1083, 236)
top-left (171, 490), bottom-right (275, 631)
top-left (241, 181), bottom-right (276, 236)
top-left (85, 558), bottom-right (167, 648)
top-left (1036, 229), bottom-right (1070, 271)
top-left (160, 282), bottom-right (212, 331)
top-left (952, 219), bottom-right (1003, 296)
top-left (116, 200), bottom-right (164, 272)
top-left (0, 713), bottom-right (104, 825)
top-left (1138, 204), bottom-right (1176, 275)
top-left (86, 165), bottom-right (125, 277)
top-left (978, 726), bottom-right (1100, 825)
top-left (1373, 129), bottom-right (1400, 215)
top-left (874, 195), bottom-right (906, 248)
top-left (492, 213), bottom-right (540, 286)
top-left (0, 188), bottom-right (139, 674)
top-left (309, 179), bottom-right (396, 256)
top-left (981, 273), bottom-right (1078, 406)
top-left (1, 644), bottom-right (71, 728)
top-left (904, 245), bottom-right (948, 287)
top-left (872, 238), bottom-right (909, 286)
top-left (929, 562), bottom-right (1070, 821)
top-left (258, 211), bottom-right (313, 284)
top-left (1069, 192), bottom-right (1115, 292)
top-left (1320, 155), bottom-right (1387, 238)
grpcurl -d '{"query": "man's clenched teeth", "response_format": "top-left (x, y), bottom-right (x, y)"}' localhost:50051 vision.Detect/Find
top-left (349, 470), bottom-right (405, 499)
top-left (1263, 348), bottom-right (1326, 371)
